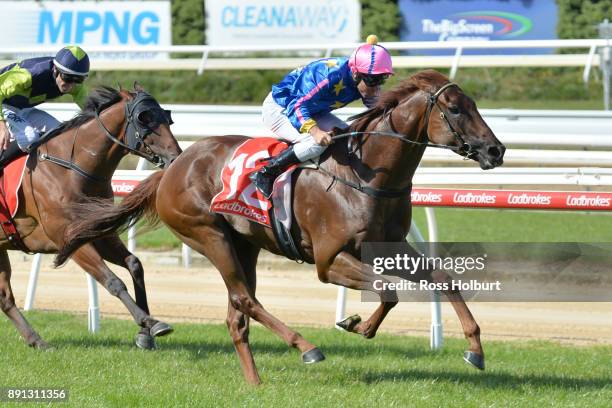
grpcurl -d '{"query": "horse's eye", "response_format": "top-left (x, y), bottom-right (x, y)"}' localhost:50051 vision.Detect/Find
top-left (448, 105), bottom-right (460, 115)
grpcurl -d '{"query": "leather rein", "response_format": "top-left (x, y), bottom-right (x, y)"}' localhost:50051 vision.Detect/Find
top-left (316, 83), bottom-right (473, 199)
top-left (39, 92), bottom-right (169, 182)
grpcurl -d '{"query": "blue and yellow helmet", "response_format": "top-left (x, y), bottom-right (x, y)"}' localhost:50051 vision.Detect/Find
top-left (53, 46), bottom-right (89, 77)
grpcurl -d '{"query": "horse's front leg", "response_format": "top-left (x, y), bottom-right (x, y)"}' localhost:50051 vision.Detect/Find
top-left (318, 251), bottom-right (398, 339)
top-left (92, 235), bottom-right (173, 345)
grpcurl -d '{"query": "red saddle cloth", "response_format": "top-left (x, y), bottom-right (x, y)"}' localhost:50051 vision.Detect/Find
top-left (0, 155), bottom-right (28, 217)
top-left (0, 155), bottom-right (29, 250)
top-left (211, 138), bottom-right (296, 227)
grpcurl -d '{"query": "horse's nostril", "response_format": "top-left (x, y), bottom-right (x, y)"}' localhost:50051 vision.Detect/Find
top-left (488, 146), bottom-right (501, 158)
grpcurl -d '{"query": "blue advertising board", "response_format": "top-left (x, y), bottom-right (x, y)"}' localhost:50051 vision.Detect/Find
top-left (0, 1), bottom-right (172, 59)
top-left (398, 0), bottom-right (558, 54)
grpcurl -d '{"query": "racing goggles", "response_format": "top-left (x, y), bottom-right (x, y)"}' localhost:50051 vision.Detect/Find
top-left (359, 74), bottom-right (389, 87)
top-left (58, 71), bottom-right (87, 84)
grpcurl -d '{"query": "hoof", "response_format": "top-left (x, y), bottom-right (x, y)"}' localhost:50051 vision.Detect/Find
top-left (135, 333), bottom-right (157, 350)
top-left (30, 339), bottom-right (53, 351)
top-left (150, 321), bottom-right (174, 337)
top-left (463, 351), bottom-right (485, 370)
top-left (336, 314), bottom-right (361, 332)
top-left (302, 348), bottom-right (325, 364)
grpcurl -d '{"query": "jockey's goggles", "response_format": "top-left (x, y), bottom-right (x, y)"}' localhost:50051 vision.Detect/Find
top-left (359, 74), bottom-right (389, 87)
top-left (58, 71), bottom-right (87, 84)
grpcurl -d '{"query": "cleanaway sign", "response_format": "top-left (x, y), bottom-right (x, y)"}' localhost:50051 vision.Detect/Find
top-left (206, 0), bottom-right (360, 45)
top-left (0, 1), bottom-right (171, 58)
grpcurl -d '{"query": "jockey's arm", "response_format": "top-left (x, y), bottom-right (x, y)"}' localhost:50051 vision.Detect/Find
top-left (289, 80), bottom-right (335, 145)
top-left (0, 67), bottom-right (32, 120)
top-left (0, 68), bottom-right (31, 149)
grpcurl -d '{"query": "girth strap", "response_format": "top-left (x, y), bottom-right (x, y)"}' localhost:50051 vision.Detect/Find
top-left (315, 165), bottom-right (412, 199)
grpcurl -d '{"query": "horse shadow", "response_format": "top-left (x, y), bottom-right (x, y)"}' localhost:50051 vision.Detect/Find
top-left (50, 329), bottom-right (431, 362)
top-left (360, 367), bottom-right (611, 391)
top-left (48, 334), bottom-right (609, 391)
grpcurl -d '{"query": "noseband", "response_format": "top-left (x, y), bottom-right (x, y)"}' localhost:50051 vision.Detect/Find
top-left (95, 91), bottom-right (171, 167)
top-left (423, 82), bottom-right (478, 159)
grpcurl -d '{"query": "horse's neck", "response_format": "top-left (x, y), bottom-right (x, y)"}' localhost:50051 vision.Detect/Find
top-left (50, 103), bottom-right (128, 181)
top-left (359, 102), bottom-right (427, 191)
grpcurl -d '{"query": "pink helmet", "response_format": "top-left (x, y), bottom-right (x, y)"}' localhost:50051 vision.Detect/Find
top-left (348, 34), bottom-right (394, 76)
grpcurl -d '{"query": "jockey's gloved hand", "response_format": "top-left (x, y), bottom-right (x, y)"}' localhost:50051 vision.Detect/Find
top-left (310, 126), bottom-right (332, 146)
top-left (0, 121), bottom-right (10, 151)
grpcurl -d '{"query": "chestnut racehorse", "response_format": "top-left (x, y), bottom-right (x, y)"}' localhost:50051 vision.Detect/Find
top-left (57, 71), bottom-right (505, 384)
top-left (0, 85), bottom-right (181, 350)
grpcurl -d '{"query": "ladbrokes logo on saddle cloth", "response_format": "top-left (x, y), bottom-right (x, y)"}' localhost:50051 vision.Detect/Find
top-left (211, 138), bottom-right (297, 227)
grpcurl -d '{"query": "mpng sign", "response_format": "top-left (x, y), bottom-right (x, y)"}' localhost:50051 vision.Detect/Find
top-left (0, 1), bottom-right (171, 59)
top-left (205, 0), bottom-right (361, 45)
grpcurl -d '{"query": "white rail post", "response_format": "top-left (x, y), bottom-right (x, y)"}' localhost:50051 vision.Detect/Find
top-left (86, 274), bottom-right (100, 333)
top-left (450, 46), bottom-right (463, 80)
top-left (583, 44), bottom-right (597, 84)
top-left (182, 244), bottom-right (192, 268)
top-left (425, 207), bottom-right (443, 350)
top-left (127, 158), bottom-right (148, 253)
top-left (197, 49), bottom-right (210, 76)
top-left (24, 253), bottom-right (43, 311)
top-left (334, 287), bottom-right (347, 329)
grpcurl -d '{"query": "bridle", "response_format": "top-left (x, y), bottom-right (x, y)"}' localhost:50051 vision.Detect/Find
top-left (95, 91), bottom-right (173, 168)
top-left (318, 82), bottom-right (478, 198)
top-left (422, 82), bottom-right (478, 160)
top-left (39, 91), bottom-right (173, 182)
top-left (331, 82), bottom-right (476, 157)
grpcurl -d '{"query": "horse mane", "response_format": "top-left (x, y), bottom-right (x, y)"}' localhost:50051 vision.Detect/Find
top-left (45, 86), bottom-right (124, 138)
top-left (348, 69), bottom-right (450, 132)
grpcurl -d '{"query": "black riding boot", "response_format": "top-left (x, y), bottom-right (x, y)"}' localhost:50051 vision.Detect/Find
top-left (0, 139), bottom-right (27, 171)
top-left (249, 145), bottom-right (300, 198)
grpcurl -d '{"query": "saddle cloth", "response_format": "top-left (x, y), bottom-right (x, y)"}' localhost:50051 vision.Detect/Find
top-left (0, 155), bottom-right (28, 217)
top-left (211, 138), bottom-right (297, 229)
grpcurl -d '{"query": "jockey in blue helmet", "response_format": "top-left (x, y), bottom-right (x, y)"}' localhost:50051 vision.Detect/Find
top-left (0, 45), bottom-right (90, 170)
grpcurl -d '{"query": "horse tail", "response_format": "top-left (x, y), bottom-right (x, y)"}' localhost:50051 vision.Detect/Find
top-left (54, 170), bottom-right (165, 267)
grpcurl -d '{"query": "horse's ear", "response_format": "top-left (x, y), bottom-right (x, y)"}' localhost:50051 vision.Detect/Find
top-left (133, 81), bottom-right (145, 92)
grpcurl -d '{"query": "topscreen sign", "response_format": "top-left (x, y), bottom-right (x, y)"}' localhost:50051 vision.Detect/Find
top-left (399, 0), bottom-right (558, 54)
top-left (205, 0), bottom-right (361, 45)
top-left (0, 1), bottom-right (171, 58)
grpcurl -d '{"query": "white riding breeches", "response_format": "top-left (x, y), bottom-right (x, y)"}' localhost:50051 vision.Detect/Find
top-left (2, 105), bottom-right (61, 151)
top-left (261, 92), bottom-right (347, 161)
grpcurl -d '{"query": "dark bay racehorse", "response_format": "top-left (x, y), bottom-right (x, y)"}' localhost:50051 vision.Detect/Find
top-left (57, 70), bottom-right (505, 384)
top-left (0, 85), bottom-right (181, 350)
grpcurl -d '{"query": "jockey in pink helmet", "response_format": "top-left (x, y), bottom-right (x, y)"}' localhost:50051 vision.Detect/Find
top-left (251, 35), bottom-right (394, 198)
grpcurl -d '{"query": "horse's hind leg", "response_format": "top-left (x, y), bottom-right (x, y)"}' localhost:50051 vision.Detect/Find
top-left (70, 244), bottom-right (162, 350)
top-left (172, 224), bottom-right (322, 384)
top-left (0, 250), bottom-right (49, 349)
top-left (225, 236), bottom-right (260, 384)
top-left (92, 235), bottom-right (174, 342)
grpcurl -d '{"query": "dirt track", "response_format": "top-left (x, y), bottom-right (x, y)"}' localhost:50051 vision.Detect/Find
top-left (8, 251), bottom-right (612, 345)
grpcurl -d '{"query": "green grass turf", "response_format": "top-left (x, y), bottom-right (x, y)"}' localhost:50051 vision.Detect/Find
top-left (0, 311), bottom-right (610, 407)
